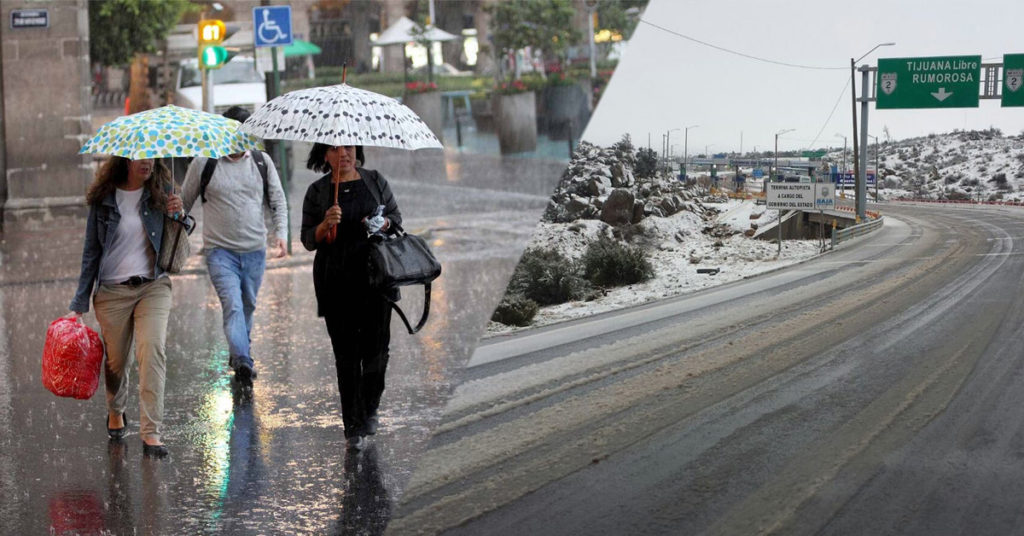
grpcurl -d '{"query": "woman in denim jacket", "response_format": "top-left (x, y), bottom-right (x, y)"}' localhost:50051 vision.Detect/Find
top-left (69, 156), bottom-right (182, 458)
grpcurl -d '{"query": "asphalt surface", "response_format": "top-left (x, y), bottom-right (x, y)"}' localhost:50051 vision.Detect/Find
top-left (0, 146), bottom-right (567, 535)
top-left (390, 202), bottom-right (1024, 535)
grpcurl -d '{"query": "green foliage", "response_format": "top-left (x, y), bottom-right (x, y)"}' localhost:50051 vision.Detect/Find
top-left (89, 0), bottom-right (191, 66)
top-left (507, 248), bottom-right (589, 306)
top-left (595, 0), bottom-right (648, 41)
top-left (612, 133), bottom-right (634, 155)
top-left (635, 147), bottom-right (658, 179)
top-left (486, 0), bottom-right (580, 80)
top-left (491, 293), bottom-right (540, 326)
top-left (580, 236), bottom-right (654, 288)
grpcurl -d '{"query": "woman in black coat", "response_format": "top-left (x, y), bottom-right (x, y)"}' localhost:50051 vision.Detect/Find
top-left (300, 144), bottom-right (401, 452)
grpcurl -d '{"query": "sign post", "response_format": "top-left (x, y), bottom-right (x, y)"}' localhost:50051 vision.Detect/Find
top-left (876, 55), bottom-right (982, 109)
top-left (1003, 54), bottom-right (1024, 107)
top-left (253, 5), bottom-right (294, 252)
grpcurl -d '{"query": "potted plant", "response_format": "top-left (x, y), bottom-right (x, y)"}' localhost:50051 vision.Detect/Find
top-left (403, 80), bottom-right (443, 141)
top-left (485, 0), bottom-right (578, 154)
top-left (490, 79), bottom-right (537, 153)
top-left (543, 70), bottom-right (590, 141)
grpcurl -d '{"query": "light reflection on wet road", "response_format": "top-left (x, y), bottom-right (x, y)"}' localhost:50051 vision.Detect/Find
top-left (0, 146), bottom-right (566, 534)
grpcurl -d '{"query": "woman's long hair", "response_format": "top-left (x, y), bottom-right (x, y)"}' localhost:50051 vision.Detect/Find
top-left (85, 156), bottom-right (170, 210)
top-left (306, 143), bottom-right (365, 174)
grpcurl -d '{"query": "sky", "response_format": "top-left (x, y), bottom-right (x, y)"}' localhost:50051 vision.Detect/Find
top-left (582, 0), bottom-right (1024, 156)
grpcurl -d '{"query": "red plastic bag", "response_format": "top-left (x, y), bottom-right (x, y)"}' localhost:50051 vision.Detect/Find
top-left (42, 317), bottom-right (103, 399)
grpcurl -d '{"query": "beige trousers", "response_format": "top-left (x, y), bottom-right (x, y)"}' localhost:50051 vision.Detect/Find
top-left (93, 277), bottom-right (172, 443)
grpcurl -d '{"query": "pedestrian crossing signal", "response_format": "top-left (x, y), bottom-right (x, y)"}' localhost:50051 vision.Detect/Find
top-left (200, 45), bottom-right (228, 69)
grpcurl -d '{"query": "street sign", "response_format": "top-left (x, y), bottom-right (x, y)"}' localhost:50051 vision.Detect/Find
top-left (10, 9), bottom-right (48, 29)
top-left (767, 183), bottom-right (815, 210)
top-left (814, 184), bottom-right (835, 209)
top-left (876, 55), bottom-right (981, 109)
top-left (1003, 54), bottom-right (1024, 107)
top-left (802, 150), bottom-right (827, 158)
top-left (253, 6), bottom-right (293, 48)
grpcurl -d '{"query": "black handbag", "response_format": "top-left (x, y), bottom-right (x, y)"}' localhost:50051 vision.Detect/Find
top-left (367, 223), bottom-right (442, 334)
top-left (157, 213), bottom-right (196, 274)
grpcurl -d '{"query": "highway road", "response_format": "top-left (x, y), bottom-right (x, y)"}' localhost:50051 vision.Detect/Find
top-left (389, 202), bottom-right (1024, 535)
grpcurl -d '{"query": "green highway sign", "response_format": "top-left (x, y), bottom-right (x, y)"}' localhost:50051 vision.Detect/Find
top-left (876, 55), bottom-right (981, 109)
top-left (1003, 54), bottom-right (1024, 107)
top-left (802, 150), bottom-right (827, 158)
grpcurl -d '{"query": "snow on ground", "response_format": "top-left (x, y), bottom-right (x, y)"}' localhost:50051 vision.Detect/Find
top-left (485, 199), bottom-right (822, 336)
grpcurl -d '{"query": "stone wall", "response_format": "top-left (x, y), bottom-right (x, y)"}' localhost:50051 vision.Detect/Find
top-left (0, 0), bottom-right (93, 229)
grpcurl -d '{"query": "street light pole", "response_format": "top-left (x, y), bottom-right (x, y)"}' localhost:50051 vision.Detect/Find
top-left (835, 133), bottom-right (847, 189)
top-left (869, 134), bottom-right (879, 202)
top-left (851, 42), bottom-right (895, 221)
top-left (683, 124), bottom-right (698, 180)
top-left (666, 127), bottom-right (680, 164)
top-left (774, 128), bottom-right (794, 257)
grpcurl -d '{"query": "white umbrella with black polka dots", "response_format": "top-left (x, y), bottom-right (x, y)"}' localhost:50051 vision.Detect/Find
top-left (240, 83), bottom-right (442, 150)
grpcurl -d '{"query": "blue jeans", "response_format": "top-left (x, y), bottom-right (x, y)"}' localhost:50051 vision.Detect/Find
top-left (206, 248), bottom-right (266, 370)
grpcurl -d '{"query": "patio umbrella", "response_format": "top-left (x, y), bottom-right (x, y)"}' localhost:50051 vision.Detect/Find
top-left (79, 105), bottom-right (263, 160)
top-left (372, 16), bottom-right (459, 84)
top-left (239, 83), bottom-right (442, 150)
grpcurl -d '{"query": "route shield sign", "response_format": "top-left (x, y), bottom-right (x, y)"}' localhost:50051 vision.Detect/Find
top-left (1003, 54), bottom-right (1024, 107)
top-left (876, 55), bottom-right (981, 109)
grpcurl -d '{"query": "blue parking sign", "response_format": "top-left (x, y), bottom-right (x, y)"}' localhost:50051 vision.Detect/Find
top-left (253, 6), bottom-right (292, 47)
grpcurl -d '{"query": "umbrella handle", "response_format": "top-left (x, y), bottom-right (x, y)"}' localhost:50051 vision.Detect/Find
top-left (325, 179), bottom-right (340, 244)
top-left (342, 62), bottom-right (347, 84)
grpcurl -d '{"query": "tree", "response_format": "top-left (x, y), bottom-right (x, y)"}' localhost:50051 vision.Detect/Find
top-left (635, 147), bottom-right (658, 179)
top-left (596, 0), bottom-right (647, 42)
top-left (485, 0), bottom-right (579, 81)
top-left (89, 0), bottom-right (190, 112)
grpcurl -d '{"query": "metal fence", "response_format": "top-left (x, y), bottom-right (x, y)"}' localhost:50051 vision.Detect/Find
top-left (831, 217), bottom-right (884, 249)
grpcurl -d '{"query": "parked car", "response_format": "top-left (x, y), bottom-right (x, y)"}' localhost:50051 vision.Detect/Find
top-left (174, 56), bottom-right (266, 115)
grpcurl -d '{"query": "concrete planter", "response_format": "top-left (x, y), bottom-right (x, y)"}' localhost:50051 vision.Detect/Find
top-left (403, 91), bottom-right (444, 142)
top-left (543, 82), bottom-right (592, 141)
top-left (492, 91), bottom-right (537, 154)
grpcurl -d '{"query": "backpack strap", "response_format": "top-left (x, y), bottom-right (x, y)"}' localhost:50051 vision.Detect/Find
top-left (250, 150), bottom-right (271, 208)
top-left (389, 284), bottom-right (432, 334)
top-left (199, 157), bottom-right (218, 203)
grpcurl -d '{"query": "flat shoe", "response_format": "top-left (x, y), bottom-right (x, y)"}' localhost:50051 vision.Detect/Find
top-left (107, 412), bottom-right (126, 439)
top-left (142, 442), bottom-right (169, 458)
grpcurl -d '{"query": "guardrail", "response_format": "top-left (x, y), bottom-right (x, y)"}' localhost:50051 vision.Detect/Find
top-left (831, 216), bottom-right (884, 249)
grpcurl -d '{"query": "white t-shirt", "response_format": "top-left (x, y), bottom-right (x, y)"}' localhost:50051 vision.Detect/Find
top-left (99, 188), bottom-right (155, 284)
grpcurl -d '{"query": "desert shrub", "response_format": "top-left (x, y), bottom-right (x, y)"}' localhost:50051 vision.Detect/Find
top-left (507, 247), bottom-right (589, 306)
top-left (635, 147), bottom-right (658, 179)
top-left (491, 293), bottom-right (539, 326)
top-left (990, 173), bottom-right (1009, 190)
top-left (580, 236), bottom-right (654, 288)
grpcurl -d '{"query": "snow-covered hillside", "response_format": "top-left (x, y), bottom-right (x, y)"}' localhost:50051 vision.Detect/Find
top-left (849, 129), bottom-right (1024, 202)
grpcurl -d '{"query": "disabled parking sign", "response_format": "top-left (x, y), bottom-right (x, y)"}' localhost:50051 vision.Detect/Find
top-left (253, 6), bottom-right (292, 47)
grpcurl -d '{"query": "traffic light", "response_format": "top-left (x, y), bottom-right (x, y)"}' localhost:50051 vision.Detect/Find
top-left (198, 19), bottom-right (227, 69)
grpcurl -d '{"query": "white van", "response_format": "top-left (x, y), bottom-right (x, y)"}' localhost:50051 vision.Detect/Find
top-left (174, 56), bottom-right (266, 115)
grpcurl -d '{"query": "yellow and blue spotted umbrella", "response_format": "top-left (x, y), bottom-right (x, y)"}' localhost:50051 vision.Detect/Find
top-left (79, 105), bottom-right (263, 159)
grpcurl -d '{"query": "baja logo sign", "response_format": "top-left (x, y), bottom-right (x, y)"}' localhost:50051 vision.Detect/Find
top-left (880, 73), bottom-right (897, 95)
top-left (1007, 69), bottom-right (1023, 93)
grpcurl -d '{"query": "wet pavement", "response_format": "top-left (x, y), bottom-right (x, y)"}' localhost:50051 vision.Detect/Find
top-left (0, 143), bottom-right (567, 534)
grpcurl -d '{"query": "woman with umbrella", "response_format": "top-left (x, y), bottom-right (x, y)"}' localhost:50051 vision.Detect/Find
top-left (72, 105), bottom-right (261, 458)
top-left (68, 156), bottom-right (182, 458)
top-left (300, 144), bottom-right (401, 452)
top-left (243, 78), bottom-right (442, 452)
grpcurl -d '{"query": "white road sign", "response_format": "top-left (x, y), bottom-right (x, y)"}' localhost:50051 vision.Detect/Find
top-left (767, 183), bottom-right (815, 210)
